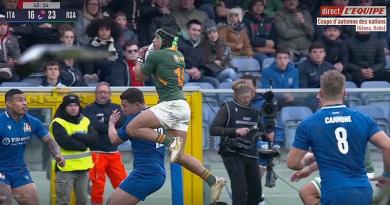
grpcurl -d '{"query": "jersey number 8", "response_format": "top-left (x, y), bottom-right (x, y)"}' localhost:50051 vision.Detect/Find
top-left (335, 127), bottom-right (349, 154)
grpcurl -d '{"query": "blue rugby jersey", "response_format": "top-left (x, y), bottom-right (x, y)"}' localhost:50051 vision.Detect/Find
top-left (118, 113), bottom-right (165, 176)
top-left (292, 105), bottom-right (381, 193)
top-left (0, 111), bottom-right (48, 168)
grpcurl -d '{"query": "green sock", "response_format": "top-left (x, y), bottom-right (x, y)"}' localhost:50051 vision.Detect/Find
top-left (156, 132), bottom-right (175, 146)
top-left (201, 169), bottom-right (217, 186)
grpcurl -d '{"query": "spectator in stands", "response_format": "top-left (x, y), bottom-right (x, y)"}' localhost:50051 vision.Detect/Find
top-left (0, 17), bottom-right (19, 83)
top-left (105, 0), bottom-right (152, 32)
top-left (113, 11), bottom-right (138, 48)
top-left (60, 58), bottom-right (87, 87)
top-left (215, 0), bottom-right (243, 25)
top-left (0, 0), bottom-right (18, 15)
top-left (219, 8), bottom-right (253, 58)
top-left (202, 19), bottom-right (238, 83)
top-left (262, 47), bottom-right (299, 88)
top-left (314, 0), bottom-right (355, 40)
top-left (219, 8), bottom-right (260, 71)
top-left (83, 82), bottom-right (127, 205)
top-left (85, 17), bottom-right (125, 86)
top-left (74, 0), bottom-right (103, 46)
top-left (345, 31), bottom-right (390, 86)
top-left (40, 62), bottom-right (66, 87)
top-left (262, 48), bottom-right (299, 107)
top-left (50, 94), bottom-right (98, 205)
top-left (243, 0), bottom-right (276, 69)
top-left (57, 26), bottom-right (87, 87)
top-left (273, 0), bottom-right (314, 61)
top-left (134, 0), bottom-right (161, 46)
top-left (318, 25), bottom-right (348, 77)
top-left (298, 42), bottom-right (335, 88)
top-left (122, 41), bottom-right (144, 86)
top-left (149, 0), bottom-right (179, 45)
top-left (172, 0), bottom-right (208, 31)
top-left (195, 0), bottom-right (216, 21)
top-left (179, 19), bottom-right (220, 88)
top-left (59, 24), bottom-right (78, 47)
top-left (263, 0), bottom-right (282, 18)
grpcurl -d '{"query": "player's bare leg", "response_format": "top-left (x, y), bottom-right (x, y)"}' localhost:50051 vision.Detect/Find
top-left (107, 188), bottom-right (139, 205)
top-left (126, 110), bottom-right (173, 144)
top-left (12, 183), bottom-right (39, 205)
top-left (0, 185), bottom-right (12, 205)
top-left (299, 183), bottom-right (320, 205)
top-left (165, 129), bottom-right (226, 202)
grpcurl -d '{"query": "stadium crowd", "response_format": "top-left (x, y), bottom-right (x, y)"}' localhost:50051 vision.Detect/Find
top-left (0, 0), bottom-right (388, 89)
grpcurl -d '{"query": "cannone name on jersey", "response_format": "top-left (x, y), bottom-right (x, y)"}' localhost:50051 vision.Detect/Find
top-left (324, 116), bottom-right (352, 124)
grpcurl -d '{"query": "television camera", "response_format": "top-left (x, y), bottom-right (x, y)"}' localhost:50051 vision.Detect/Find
top-left (259, 90), bottom-right (280, 188)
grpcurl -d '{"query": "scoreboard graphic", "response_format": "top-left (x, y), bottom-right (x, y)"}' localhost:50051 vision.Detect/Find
top-left (5, 2), bottom-right (78, 23)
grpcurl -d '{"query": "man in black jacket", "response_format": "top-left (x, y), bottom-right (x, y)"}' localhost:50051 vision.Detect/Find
top-left (345, 31), bottom-right (390, 86)
top-left (298, 42), bottom-right (335, 88)
top-left (83, 82), bottom-right (127, 205)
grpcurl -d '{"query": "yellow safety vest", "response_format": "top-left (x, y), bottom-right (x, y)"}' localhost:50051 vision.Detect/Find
top-left (49, 117), bottom-right (94, 172)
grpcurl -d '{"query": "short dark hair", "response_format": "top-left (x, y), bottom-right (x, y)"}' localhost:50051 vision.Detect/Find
top-left (112, 11), bottom-right (127, 20)
top-left (241, 74), bottom-right (257, 87)
top-left (309, 41), bottom-right (326, 53)
top-left (124, 41), bottom-right (139, 49)
top-left (5, 89), bottom-right (23, 102)
top-left (120, 88), bottom-right (145, 104)
top-left (43, 61), bottom-right (60, 71)
top-left (186, 19), bottom-right (202, 29)
top-left (275, 47), bottom-right (290, 57)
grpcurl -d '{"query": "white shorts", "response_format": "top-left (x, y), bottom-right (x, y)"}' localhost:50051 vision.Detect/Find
top-left (150, 99), bottom-right (191, 132)
top-left (310, 177), bottom-right (321, 195)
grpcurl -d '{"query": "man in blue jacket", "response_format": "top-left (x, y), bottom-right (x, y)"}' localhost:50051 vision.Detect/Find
top-left (261, 48), bottom-right (299, 89)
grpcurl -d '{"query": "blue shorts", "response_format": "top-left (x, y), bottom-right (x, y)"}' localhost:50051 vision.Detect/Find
top-left (119, 170), bottom-right (165, 201)
top-left (321, 187), bottom-right (372, 205)
top-left (0, 166), bottom-right (33, 188)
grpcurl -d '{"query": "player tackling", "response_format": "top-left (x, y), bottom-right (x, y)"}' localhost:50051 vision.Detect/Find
top-left (125, 28), bottom-right (226, 202)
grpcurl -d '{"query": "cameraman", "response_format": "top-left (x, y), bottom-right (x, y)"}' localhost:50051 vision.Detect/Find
top-left (210, 81), bottom-right (274, 205)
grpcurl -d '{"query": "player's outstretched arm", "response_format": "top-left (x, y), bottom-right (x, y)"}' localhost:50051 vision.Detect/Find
top-left (287, 147), bottom-right (308, 171)
top-left (41, 135), bottom-right (65, 167)
top-left (108, 109), bottom-right (125, 146)
top-left (370, 131), bottom-right (390, 187)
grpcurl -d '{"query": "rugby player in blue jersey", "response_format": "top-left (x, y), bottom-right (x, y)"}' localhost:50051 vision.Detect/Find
top-left (107, 88), bottom-right (165, 205)
top-left (287, 70), bottom-right (390, 205)
top-left (0, 89), bottom-right (65, 205)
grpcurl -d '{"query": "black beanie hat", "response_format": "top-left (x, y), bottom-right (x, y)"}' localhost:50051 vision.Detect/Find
top-left (156, 28), bottom-right (178, 49)
top-left (61, 94), bottom-right (81, 107)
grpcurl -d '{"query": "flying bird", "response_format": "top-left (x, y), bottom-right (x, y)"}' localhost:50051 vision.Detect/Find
top-left (14, 44), bottom-right (110, 78)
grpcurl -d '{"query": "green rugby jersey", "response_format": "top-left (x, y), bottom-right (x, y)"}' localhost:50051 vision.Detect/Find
top-left (141, 48), bottom-right (186, 102)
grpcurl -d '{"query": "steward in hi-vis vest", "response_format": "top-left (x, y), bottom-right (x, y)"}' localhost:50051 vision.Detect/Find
top-left (50, 94), bottom-right (98, 205)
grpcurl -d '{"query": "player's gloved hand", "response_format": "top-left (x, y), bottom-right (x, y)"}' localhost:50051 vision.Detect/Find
top-left (55, 155), bottom-right (66, 167)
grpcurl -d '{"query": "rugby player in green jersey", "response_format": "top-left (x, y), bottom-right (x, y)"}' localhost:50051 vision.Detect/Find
top-left (125, 28), bottom-right (226, 203)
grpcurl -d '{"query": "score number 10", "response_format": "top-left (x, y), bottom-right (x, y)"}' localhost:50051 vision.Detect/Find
top-left (27, 10), bottom-right (56, 20)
